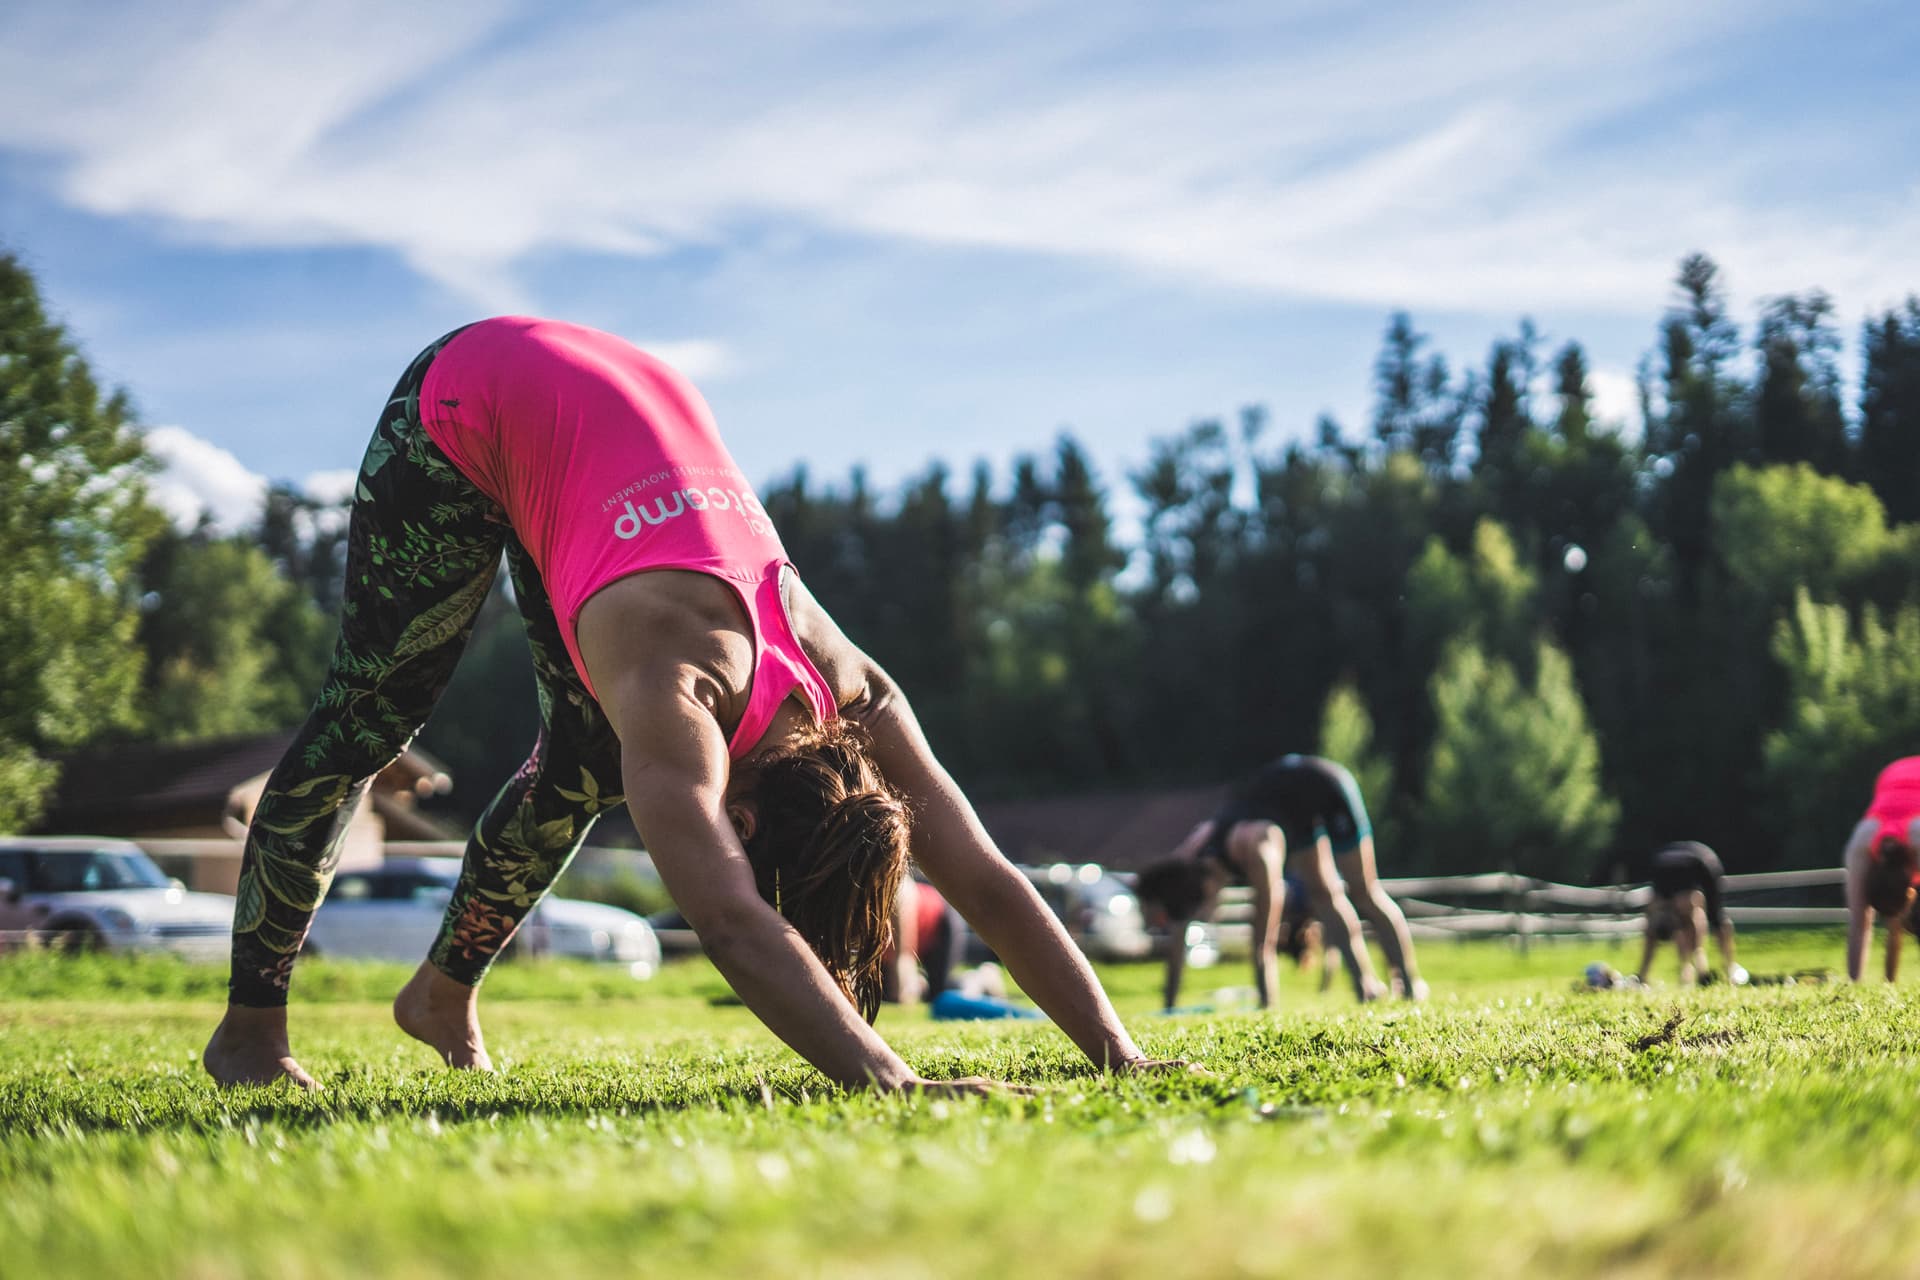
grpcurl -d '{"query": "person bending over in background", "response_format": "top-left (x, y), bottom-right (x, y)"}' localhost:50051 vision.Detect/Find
top-left (883, 879), bottom-right (966, 1005)
top-left (1635, 841), bottom-right (1744, 986)
top-left (1844, 756), bottom-right (1920, 983)
top-left (202, 317), bottom-right (1185, 1093)
top-left (1277, 873), bottom-right (1336, 990)
top-left (1134, 754), bottom-right (1425, 1010)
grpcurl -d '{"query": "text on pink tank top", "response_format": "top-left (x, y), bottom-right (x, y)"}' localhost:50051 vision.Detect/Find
top-left (415, 317), bottom-right (835, 758)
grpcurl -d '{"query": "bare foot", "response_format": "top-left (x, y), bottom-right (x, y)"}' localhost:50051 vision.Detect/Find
top-left (394, 961), bottom-right (494, 1071)
top-left (203, 1005), bottom-right (321, 1091)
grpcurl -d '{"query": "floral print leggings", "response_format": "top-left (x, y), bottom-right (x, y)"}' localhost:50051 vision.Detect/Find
top-left (228, 328), bottom-right (625, 1007)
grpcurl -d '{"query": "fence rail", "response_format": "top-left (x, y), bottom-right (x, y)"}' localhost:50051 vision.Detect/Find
top-left (0, 843), bottom-right (1853, 954)
top-left (1211, 867), bottom-right (1850, 944)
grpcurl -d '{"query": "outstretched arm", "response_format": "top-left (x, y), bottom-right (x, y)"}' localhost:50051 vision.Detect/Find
top-left (854, 669), bottom-right (1148, 1070)
top-left (1843, 820), bottom-right (1876, 982)
top-left (1237, 827), bottom-right (1284, 1009)
top-left (611, 690), bottom-right (919, 1087)
top-left (1634, 918), bottom-right (1658, 985)
top-left (1162, 920), bottom-right (1190, 1011)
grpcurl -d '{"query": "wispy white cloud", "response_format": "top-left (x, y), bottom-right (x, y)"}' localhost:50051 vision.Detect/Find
top-left (1, 0), bottom-right (1909, 328)
top-left (143, 425), bottom-right (268, 533)
top-left (301, 469), bottom-right (359, 507)
top-left (143, 428), bottom-right (372, 532)
top-left (1588, 369), bottom-right (1641, 432)
top-left (634, 339), bottom-right (734, 382)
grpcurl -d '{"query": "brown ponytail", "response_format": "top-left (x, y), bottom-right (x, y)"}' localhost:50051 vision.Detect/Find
top-left (737, 718), bottom-right (911, 1022)
top-left (1866, 833), bottom-right (1919, 919)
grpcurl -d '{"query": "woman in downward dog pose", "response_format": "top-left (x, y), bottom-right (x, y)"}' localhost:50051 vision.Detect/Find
top-left (203, 317), bottom-right (1179, 1092)
top-left (1135, 754), bottom-right (1425, 1010)
top-left (1634, 841), bottom-right (1744, 986)
top-left (1844, 756), bottom-right (1920, 983)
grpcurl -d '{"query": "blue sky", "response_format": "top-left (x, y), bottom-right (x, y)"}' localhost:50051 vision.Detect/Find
top-left (2, 0), bottom-right (1916, 530)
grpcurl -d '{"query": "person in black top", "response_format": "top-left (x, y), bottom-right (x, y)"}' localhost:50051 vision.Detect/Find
top-left (1135, 755), bottom-right (1425, 1009)
top-left (1635, 841), bottom-right (1745, 986)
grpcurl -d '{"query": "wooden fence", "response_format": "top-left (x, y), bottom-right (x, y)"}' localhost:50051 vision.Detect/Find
top-left (1211, 867), bottom-right (1849, 947)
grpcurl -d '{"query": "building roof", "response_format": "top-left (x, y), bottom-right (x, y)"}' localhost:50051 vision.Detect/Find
top-left (974, 783), bottom-right (1226, 872)
top-left (37, 731), bottom-right (454, 837)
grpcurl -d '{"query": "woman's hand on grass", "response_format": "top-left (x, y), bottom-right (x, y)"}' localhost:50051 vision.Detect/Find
top-left (1117, 1056), bottom-right (1214, 1078)
top-left (900, 1076), bottom-right (1038, 1097)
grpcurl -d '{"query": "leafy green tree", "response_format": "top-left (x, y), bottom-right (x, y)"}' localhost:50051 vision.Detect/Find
top-left (1317, 680), bottom-right (1398, 855)
top-left (136, 528), bottom-right (332, 739)
top-left (1133, 418), bottom-right (1242, 603)
top-left (0, 253), bottom-right (163, 828)
top-left (257, 481), bottom-right (351, 616)
top-left (1764, 591), bottom-right (1920, 863)
top-left (965, 440), bottom-right (1140, 787)
top-left (1711, 463), bottom-right (1892, 606)
top-left (1406, 518), bottom-right (1538, 678)
top-left (1421, 639), bottom-right (1618, 878)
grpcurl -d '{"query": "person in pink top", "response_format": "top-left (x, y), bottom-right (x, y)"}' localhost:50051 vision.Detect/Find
top-left (1843, 756), bottom-right (1920, 981)
top-left (203, 318), bottom-right (1183, 1092)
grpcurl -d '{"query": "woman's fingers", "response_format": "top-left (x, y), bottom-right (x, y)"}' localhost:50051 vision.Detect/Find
top-left (1119, 1057), bottom-right (1216, 1078)
top-left (903, 1076), bottom-right (1039, 1097)
top-left (955, 1076), bottom-right (1038, 1096)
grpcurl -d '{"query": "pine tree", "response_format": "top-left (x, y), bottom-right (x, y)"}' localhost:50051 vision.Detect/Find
top-left (1754, 292), bottom-right (1847, 474)
top-left (1421, 639), bottom-right (1618, 878)
top-left (1859, 299), bottom-right (1920, 523)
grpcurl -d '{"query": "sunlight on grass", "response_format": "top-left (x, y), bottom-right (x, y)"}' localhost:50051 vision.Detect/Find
top-left (3, 931), bottom-right (1915, 1278)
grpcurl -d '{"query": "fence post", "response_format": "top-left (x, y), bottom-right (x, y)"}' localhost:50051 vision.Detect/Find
top-left (1512, 870), bottom-right (1531, 956)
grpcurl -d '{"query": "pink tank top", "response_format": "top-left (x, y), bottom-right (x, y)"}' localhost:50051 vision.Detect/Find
top-left (1865, 756), bottom-right (1920, 846)
top-left (416, 317), bottom-right (835, 758)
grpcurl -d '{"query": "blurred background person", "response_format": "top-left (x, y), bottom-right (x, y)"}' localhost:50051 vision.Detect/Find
top-left (882, 878), bottom-right (966, 1005)
top-left (1845, 756), bottom-right (1920, 982)
top-left (1135, 754), bottom-right (1425, 1009)
top-left (1634, 841), bottom-right (1744, 985)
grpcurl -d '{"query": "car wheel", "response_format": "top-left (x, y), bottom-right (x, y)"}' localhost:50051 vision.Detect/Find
top-left (45, 922), bottom-right (105, 954)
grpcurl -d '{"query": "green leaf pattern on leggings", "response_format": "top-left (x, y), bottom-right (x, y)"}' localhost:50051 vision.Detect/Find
top-left (230, 323), bottom-right (629, 1003)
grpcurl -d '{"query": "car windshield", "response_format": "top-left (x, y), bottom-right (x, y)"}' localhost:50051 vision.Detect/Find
top-left (32, 850), bottom-right (171, 893)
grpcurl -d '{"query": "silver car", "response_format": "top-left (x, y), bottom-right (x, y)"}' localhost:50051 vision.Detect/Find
top-left (0, 836), bottom-right (233, 958)
top-left (1020, 862), bottom-right (1155, 961)
top-left (308, 857), bottom-right (660, 979)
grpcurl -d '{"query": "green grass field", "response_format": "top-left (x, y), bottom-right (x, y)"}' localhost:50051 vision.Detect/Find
top-left (4, 931), bottom-right (1918, 1278)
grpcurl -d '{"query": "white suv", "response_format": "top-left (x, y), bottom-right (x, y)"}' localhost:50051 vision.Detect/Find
top-left (308, 857), bottom-right (660, 979)
top-left (0, 836), bottom-right (234, 958)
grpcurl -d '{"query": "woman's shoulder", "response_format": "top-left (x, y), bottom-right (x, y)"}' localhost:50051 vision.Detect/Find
top-left (781, 573), bottom-right (879, 708)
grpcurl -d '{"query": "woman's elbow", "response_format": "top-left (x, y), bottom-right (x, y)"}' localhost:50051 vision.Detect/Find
top-left (686, 897), bottom-right (775, 963)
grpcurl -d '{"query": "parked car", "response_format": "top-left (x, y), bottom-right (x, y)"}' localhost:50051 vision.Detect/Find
top-left (644, 908), bottom-right (704, 958)
top-left (948, 863), bottom-right (1155, 966)
top-left (0, 836), bottom-right (233, 958)
top-left (308, 857), bottom-right (660, 978)
top-left (1018, 862), bottom-right (1154, 961)
top-left (653, 863), bottom-right (1152, 966)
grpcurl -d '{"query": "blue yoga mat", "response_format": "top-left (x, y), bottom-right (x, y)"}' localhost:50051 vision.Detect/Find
top-left (929, 990), bottom-right (1046, 1021)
